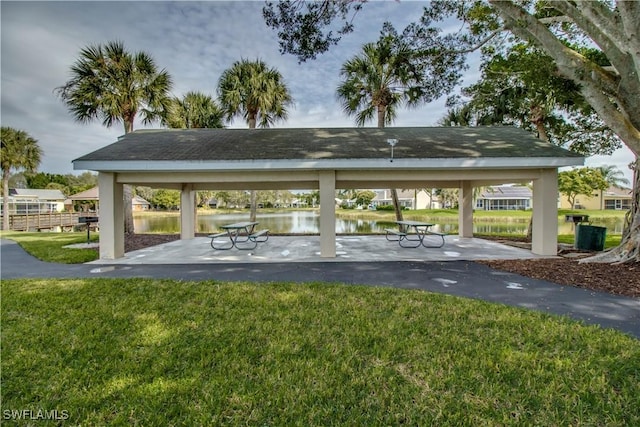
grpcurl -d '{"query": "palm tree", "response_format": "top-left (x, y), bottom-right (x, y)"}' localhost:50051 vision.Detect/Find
top-left (438, 105), bottom-right (473, 127)
top-left (1, 127), bottom-right (42, 230)
top-left (337, 34), bottom-right (429, 221)
top-left (217, 58), bottom-right (293, 221)
top-left (165, 91), bottom-right (224, 129)
top-left (56, 40), bottom-right (173, 234)
top-left (595, 165), bottom-right (631, 210)
top-left (596, 165), bottom-right (630, 189)
top-left (163, 91), bottom-right (224, 234)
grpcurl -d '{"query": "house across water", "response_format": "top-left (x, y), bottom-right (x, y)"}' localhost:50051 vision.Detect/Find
top-left (476, 185), bottom-right (532, 211)
top-left (559, 186), bottom-right (632, 210)
top-left (2, 189), bottom-right (66, 215)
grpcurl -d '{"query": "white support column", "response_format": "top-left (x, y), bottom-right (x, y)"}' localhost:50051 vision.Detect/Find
top-left (98, 172), bottom-right (124, 259)
top-left (458, 180), bottom-right (473, 238)
top-left (319, 170), bottom-right (336, 257)
top-left (180, 183), bottom-right (195, 240)
top-left (532, 168), bottom-right (558, 255)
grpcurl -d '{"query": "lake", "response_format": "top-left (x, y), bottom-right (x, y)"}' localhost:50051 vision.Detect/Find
top-left (134, 210), bottom-right (625, 235)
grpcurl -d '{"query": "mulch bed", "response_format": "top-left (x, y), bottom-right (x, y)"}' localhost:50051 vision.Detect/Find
top-left (477, 258), bottom-right (639, 298)
top-left (125, 234), bottom-right (640, 299)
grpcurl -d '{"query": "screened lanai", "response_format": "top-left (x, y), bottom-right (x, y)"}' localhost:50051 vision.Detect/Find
top-left (72, 127), bottom-right (584, 260)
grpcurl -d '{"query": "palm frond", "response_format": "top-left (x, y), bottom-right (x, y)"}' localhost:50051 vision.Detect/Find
top-left (217, 59), bottom-right (293, 128)
top-left (56, 40), bottom-right (173, 133)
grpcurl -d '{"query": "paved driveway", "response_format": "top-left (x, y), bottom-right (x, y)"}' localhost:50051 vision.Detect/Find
top-left (2, 238), bottom-right (638, 339)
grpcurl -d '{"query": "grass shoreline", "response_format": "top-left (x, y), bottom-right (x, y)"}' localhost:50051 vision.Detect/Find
top-left (134, 207), bottom-right (627, 221)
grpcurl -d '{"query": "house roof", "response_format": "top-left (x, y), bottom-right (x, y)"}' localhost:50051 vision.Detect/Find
top-left (480, 185), bottom-right (532, 199)
top-left (10, 188), bottom-right (66, 200)
top-left (68, 186), bottom-right (99, 200)
top-left (603, 186), bottom-right (632, 197)
top-left (372, 189), bottom-right (417, 200)
top-left (132, 196), bottom-right (150, 205)
top-left (73, 127), bottom-right (583, 172)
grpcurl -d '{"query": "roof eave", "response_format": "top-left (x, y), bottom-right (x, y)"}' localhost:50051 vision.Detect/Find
top-left (73, 156), bottom-right (584, 172)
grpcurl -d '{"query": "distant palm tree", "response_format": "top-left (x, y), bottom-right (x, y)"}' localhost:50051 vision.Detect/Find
top-left (165, 91), bottom-right (224, 129)
top-left (1, 127), bottom-right (42, 230)
top-left (218, 58), bottom-right (293, 221)
top-left (596, 165), bottom-right (630, 189)
top-left (595, 165), bottom-right (631, 210)
top-left (438, 105), bottom-right (473, 127)
top-left (337, 34), bottom-right (429, 221)
top-left (56, 40), bottom-right (173, 233)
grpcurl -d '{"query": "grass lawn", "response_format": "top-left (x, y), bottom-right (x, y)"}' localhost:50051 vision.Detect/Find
top-left (2, 279), bottom-right (639, 425)
top-left (0, 231), bottom-right (99, 263)
top-left (336, 208), bottom-right (627, 222)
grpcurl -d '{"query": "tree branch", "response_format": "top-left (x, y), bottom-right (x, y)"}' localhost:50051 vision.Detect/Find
top-left (544, 1), bottom-right (640, 131)
top-left (617, 0), bottom-right (640, 76)
top-left (458, 29), bottom-right (503, 54)
top-left (489, 0), bottom-right (640, 156)
top-left (548, 1), bottom-right (626, 67)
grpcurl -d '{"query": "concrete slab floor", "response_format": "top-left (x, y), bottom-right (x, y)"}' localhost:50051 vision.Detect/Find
top-left (89, 235), bottom-right (550, 265)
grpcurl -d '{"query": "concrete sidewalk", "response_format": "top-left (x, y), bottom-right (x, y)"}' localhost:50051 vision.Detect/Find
top-left (1, 238), bottom-right (638, 339)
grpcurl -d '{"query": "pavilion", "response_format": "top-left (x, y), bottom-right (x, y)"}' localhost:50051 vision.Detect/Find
top-left (72, 127), bottom-right (584, 260)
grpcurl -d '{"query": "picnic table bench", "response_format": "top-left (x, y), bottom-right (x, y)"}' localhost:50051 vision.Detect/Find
top-left (385, 220), bottom-right (445, 248)
top-left (208, 221), bottom-right (269, 250)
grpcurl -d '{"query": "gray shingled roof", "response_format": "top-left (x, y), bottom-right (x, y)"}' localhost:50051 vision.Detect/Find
top-left (73, 127), bottom-right (583, 163)
top-left (68, 186), bottom-right (99, 200)
top-left (480, 185), bottom-right (532, 199)
top-left (10, 189), bottom-right (66, 200)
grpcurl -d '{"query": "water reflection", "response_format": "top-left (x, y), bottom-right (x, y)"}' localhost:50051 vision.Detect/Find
top-left (134, 210), bottom-right (624, 235)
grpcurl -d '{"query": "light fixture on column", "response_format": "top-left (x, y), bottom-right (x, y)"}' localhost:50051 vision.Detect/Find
top-left (387, 138), bottom-right (398, 162)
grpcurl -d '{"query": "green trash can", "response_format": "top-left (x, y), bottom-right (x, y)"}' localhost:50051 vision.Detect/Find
top-left (575, 224), bottom-right (607, 251)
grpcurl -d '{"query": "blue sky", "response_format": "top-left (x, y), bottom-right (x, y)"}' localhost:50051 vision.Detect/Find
top-left (1, 1), bottom-right (634, 183)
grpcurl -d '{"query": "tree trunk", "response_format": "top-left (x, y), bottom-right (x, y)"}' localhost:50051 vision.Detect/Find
top-left (391, 189), bottom-right (404, 222)
top-left (531, 108), bottom-right (548, 142)
top-left (581, 161), bottom-right (640, 263)
top-left (123, 119), bottom-right (135, 234)
top-left (124, 185), bottom-right (134, 235)
top-left (377, 104), bottom-right (386, 128)
top-left (248, 114), bottom-right (258, 222)
top-left (2, 169), bottom-right (10, 231)
top-left (194, 191), bottom-right (199, 234)
top-left (377, 104), bottom-right (403, 222)
top-left (249, 190), bottom-right (258, 222)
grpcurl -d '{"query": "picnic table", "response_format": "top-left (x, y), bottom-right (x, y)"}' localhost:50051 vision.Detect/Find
top-left (384, 220), bottom-right (445, 248)
top-left (208, 221), bottom-right (269, 250)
